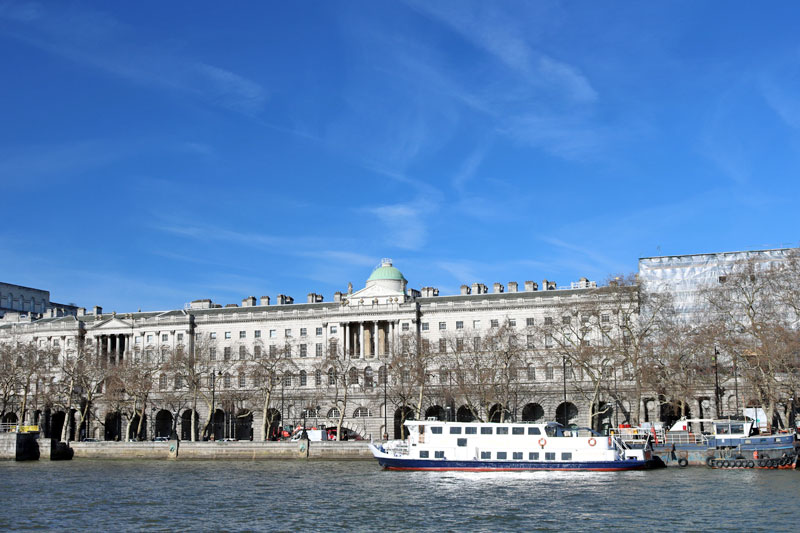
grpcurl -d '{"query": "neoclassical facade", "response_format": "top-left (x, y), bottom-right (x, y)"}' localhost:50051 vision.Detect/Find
top-left (1, 259), bottom-right (706, 442)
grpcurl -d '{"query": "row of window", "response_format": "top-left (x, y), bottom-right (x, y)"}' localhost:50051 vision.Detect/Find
top-left (161, 367), bottom-right (388, 390)
top-left (429, 426), bottom-right (542, 435)
top-left (208, 327), bottom-right (325, 340)
top-left (209, 343), bottom-right (324, 361)
top-left (420, 315), bottom-right (613, 332)
top-left (419, 450), bottom-right (572, 461)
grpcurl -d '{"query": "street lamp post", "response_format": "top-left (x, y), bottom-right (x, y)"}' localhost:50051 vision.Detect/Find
top-left (713, 347), bottom-right (722, 418)
top-left (562, 355), bottom-right (568, 426)
top-left (209, 371), bottom-right (219, 440)
top-left (150, 406), bottom-right (156, 440)
top-left (383, 363), bottom-right (388, 439)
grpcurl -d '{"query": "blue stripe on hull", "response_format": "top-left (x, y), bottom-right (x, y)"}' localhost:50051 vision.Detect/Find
top-left (376, 457), bottom-right (648, 471)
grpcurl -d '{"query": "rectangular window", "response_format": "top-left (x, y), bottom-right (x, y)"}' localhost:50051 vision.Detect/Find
top-left (496, 427), bottom-right (508, 435)
top-left (545, 452), bottom-right (555, 461)
top-left (545, 335), bottom-right (554, 348)
top-left (497, 452), bottom-right (507, 460)
top-left (238, 374), bottom-right (246, 388)
top-left (431, 426), bottom-right (443, 434)
top-left (465, 427), bottom-right (477, 434)
top-left (402, 322), bottom-right (409, 331)
top-left (254, 345), bottom-right (262, 358)
top-left (439, 339), bottom-right (447, 353)
top-left (177, 333), bottom-right (184, 342)
top-left (421, 322), bottom-right (429, 331)
top-left (527, 427), bottom-right (541, 435)
top-left (422, 339), bottom-right (430, 352)
top-left (480, 427), bottom-right (493, 435)
top-left (490, 319), bottom-right (499, 328)
top-left (601, 314), bottom-right (610, 324)
top-left (481, 451), bottom-right (491, 459)
top-left (449, 426), bottom-right (462, 434)
top-left (561, 452), bottom-right (572, 460)
top-left (239, 331), bottom-right (246, 339)
top-left (473, 337), bottom-right (480, 351)
top-left (513, 452), bottom-right (523, 460)
top-left (456, 338), bottom-right (464, 352)
top-left (526, 318), bottom-right (534, 327)
top-left (330, 325), bottom-right (337, 334)
top-left (457, 438), bottom-right (467, 447)
top-left (420, 451), bottom-right (429, 458)
top-left (512, 427), bottom-right (524, 435)
top-left (239, 346), bottom-right (246, 359)
top-left (269, 329), bottom-right (277, 338)
top-left (473, 320), bottom-right (480, 329)
top-left (269, 345), bottom-right (277, 356)
top-left (300, 344), bottom-right (307, 357)
top-left (316, 343), bottom-right (323, 357)
top-left (434, 451), bottom-right (445, 459)
top-left (544, 317), bottom-right (553, 326)
top-left (147, 334), bottom-right (153, 342)
top-left (456, 321), bottom-right (463, 329)
top-left (209, 347), bottom-right (216, 361)
top-left (210, 332), bottom-right (217, 339)
top-left (255, 330), bottom-right (261, 338)
top-left (529, 452), bottom-right (539, 460)
top-left (527, 335), bottom-right (535, 349)
top-left (315, 327), bottom-right (323, 336)
top-left (509, 319), bottom-right (516, 327)
top-left (135, 337), bottom-right (141, 344)
top-left (225, 331), bottom-right (231, 339)
top-left (562, 316), bottom-right (571, 325)
top-left (224, 347), bottom-right (231, 361)
top-left (300, 328), bottom-right (307, 337)
top-left (285, 329), bottom-right (292, 337)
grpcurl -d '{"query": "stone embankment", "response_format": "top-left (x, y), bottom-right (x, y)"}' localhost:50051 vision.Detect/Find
top-left (71, 440), bottom-right (373, 460)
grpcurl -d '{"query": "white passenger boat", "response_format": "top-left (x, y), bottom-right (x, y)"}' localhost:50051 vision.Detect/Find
top-left (368, 420), bottom-right (663, 471)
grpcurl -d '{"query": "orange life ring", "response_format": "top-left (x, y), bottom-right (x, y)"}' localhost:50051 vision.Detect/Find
top-left (538, 438), bottom-right (547, 447)
top-left (588, 437), bottom-right (596, 447)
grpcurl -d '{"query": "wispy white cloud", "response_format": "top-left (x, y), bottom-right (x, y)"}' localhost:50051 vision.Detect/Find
top-left (0, 3), bottom-right (267, 114)
top-left (364, 201), bottom-right (432, 251)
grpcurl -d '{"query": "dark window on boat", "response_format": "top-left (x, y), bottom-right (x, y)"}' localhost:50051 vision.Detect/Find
top-left (497, 452), bottom-right (507, 460)
top-left (496, 427), bottom-right (509, 435)
top-left (457, 438), bottom-right (467, 447)
top-left (435, 451), bottom-right (445, 459)
top-left (529, 452), bottom-right (539, 460)
top-left (561, 452), bottom-right (572, 460)
top-left (481, 427), bottom-right (493, 435)
top-left (527, 427), bottom-right (541, 435)
top-left (512, 427), bottom-right (524, 435)
top-left (465, 427), bottom-right (477, 434)
top-left (545, 452), bottom-right (555, 460)
top-left (450, 426), bottom-right (462, 434)
top-left (513, 452), bottom-right (523, 460)
top-left (431, 427), bottom-right (443, 434)
top-left (419, 451), bottom-right (429, 458)
top-left (481, 451), bottom-right (491, 459)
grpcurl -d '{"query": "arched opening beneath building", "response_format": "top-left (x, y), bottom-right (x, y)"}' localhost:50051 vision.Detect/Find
top-left (394, 406), bottom-right (415, 439)
top-left (456, 405), bottom-right (475, 422)
top-left (265, 408), bottom-right (281, 441)
top-left (592, 402), bottom-right (613, 434)
top-left (41, 408), bottom-right (52, 438)
top-left (105, 412), bottom-right (122, 441)
top-left (235, 409), bottom-right (253, 441)
top-left (155, 410), bottom-right (173, 439)
top-left (181, 410), bottom-right (199, 441)
top-left (2, 412), bottom-right (17, 424)
top-left (209, 409), bottom-right (225, 440)
top-left (51, 410), bottom-right (76, 441)
top-left (33, 410), bottom-right (41, 426)
top-left (660, 399), bottom-right (690, 429)
top-left (555, 402), bottom-right (578, 427)
top-left (488, 403), bottom-right (511, 423)
top-left (128, 413), bottom-right (148, 441)
top-left (521, 403), bottom-right (544, 423)
top-left (425, 405), bottom-right (445, 421)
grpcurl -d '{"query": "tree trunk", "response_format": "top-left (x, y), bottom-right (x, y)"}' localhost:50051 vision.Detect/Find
top-left (191, 392), bottom-right (197, 442)
top-left (261, 390), bottom-right (271, 441)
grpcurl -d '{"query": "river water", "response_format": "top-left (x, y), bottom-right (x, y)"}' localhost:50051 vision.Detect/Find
top-left (1, 459), bottom-right (798, 532)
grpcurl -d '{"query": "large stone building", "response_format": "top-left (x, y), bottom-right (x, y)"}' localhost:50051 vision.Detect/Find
top-left (0, 282), bottom-right (78, 320)
top-left (2, 259), bottom-right (639, 442)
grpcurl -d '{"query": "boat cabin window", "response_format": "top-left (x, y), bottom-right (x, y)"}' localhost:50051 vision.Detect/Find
top-left (513, 452), bottom-right (523, 460)
top-left (731, 424), bottom-right (744, 434)
top-left (431, 427), bottom-right (443, 434)
top-left (561, 452), bottom-right (572, 460)
top-left (496, 427), bottom-right (509, 435)
top-left (512, 427), bottom-right (524, 435)
top-left (419, 425), bottom-right (424, 434)
top-left (545, 452), bottom-right (555, 460)
top-left (527, 427), bottom-right (541, 435)
top-left (435, 451), bottom-right (445, 458)
top-left (481, 451), bottom-right (491, 459)
top-left (529, 452), bottom-right (539, 460)
top-left (457, 438), bottom-right (467, 447)
top-left (497, 452), bottom-right (507, 460)
top-left (420, 451), bottom-right (429, 458)
top-left (481, 427), bottom-right (493, 435)
top-left (465, 427), bottom-right (477, 434)
top-left (450, 426), bottom-right (462, 434)
top-left (545, 426), bottom-right (558, 437)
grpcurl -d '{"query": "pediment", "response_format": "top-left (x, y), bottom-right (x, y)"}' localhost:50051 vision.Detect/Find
top-left (89, 317), bottom-right (133, 330)
top-left (348, 284), bottom-right (405, 300)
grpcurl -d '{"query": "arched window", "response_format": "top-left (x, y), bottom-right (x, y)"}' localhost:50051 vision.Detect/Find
top-left (283, 373), bottom-right (292, 387)
top-left (378, 366), bottom-right (387, 385)
top-left (174, 374), bottom-right (182, 390)
top-left (159, 374), bottom-right (168, 390)
top-left (327, 407), bottom-right (340, 418)
top-left (349, 367), bottom-right (359, 385)
top-left (527, 365), bottom-right (536, 381)
top-left (545, 363), bottom-right (554, 380)
top-left (223, 373), bottom-right (232, 388)
top-left (299, 370), bottom-right (307, 387)
top-left (353, 407), bottom-right (371, 418)
top-left (364, 367), bottom-right (374, 388)
top-left (238, 373), bottom-right (246, 388)
top-left (439, 366), bottom-right (448, 384)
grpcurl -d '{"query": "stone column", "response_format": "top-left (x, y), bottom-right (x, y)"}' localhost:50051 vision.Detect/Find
top-left (372, 322), bottom-right (378, 359)
top-left (359, 323), bottom-right (365, 359)
top-left (389, 321), bottom-right (395, 356)
top-left (344, 323), bottom-right (350, 358)
top-left (105, 335), bottom-right (112, 365)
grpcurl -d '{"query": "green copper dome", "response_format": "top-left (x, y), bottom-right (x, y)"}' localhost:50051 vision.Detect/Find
top-left (367, 260), bottom-right (406, 282)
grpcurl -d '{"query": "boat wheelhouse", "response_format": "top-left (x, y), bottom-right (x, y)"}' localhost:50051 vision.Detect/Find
top-left (368, 420), bottom-right (663, 472)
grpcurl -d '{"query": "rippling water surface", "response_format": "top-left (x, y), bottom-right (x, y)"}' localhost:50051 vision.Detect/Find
top-left (1, 459), bottom-right (798, 532)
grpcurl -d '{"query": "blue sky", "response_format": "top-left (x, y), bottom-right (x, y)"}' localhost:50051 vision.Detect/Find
top-left (2, 1), bottom-right (799, 312)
